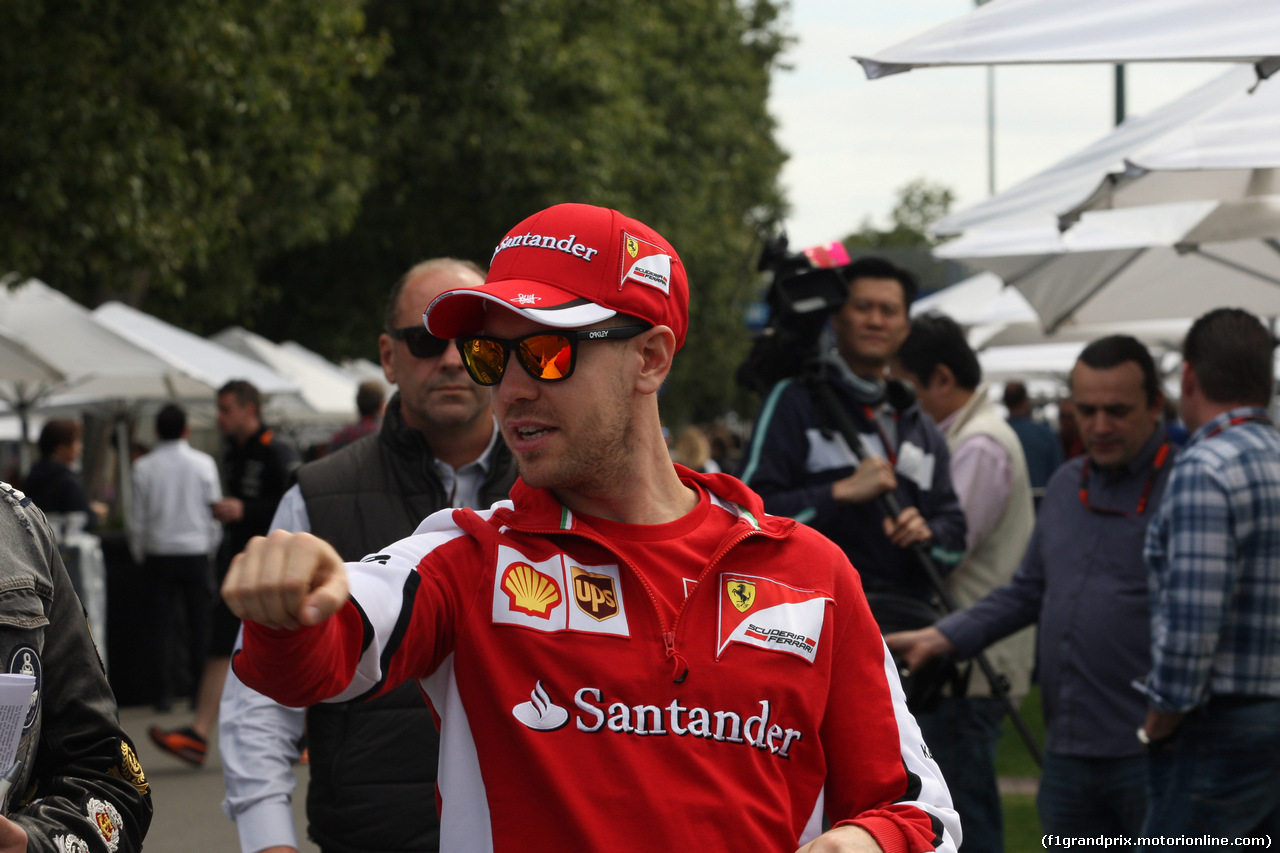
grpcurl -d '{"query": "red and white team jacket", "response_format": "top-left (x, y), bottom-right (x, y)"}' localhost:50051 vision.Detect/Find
top-left (235, 468), bottom-right (960, 853)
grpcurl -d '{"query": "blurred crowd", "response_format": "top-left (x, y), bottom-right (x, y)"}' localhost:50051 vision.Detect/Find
top-left (3, 242), bottom-right (1277, 853)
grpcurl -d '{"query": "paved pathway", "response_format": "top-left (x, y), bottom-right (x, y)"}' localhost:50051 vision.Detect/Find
top-left (120, 704), bottom-right (320, 853)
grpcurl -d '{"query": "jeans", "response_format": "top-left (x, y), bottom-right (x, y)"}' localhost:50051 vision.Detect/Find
top-left (1141, 697), bottom-right (1280, 852)
top-left (1037, 751), bottom-right (1147, 842)
top-left (917, 696), bottom-right (1006, 853)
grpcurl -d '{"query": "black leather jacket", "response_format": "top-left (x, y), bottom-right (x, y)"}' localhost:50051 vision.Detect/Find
top-left (0, 482), bottom-right (152, 852)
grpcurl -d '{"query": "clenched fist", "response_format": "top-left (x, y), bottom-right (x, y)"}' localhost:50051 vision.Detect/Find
top-left (222, 530), bottom-right (350, 630)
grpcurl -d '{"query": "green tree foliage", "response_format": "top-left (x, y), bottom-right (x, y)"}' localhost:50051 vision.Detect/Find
top-left (843, 178), bottom-right (961, 296)
top-left (845, 178), bottom-right (956, 249)
top-left (0, 0), bottom-right (386, 314)
top-left (1, 1), bottom-right (787, 424)
top-left (255, 0), bottom-right (789, 424)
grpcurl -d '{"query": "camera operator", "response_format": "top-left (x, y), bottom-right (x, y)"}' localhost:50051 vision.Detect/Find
top-left (739, 257), bottom-right (967, 605)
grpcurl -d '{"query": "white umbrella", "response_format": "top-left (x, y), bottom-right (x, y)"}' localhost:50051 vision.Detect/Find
top-left (978, 342), bottom-right (1086, 380)
top-left (911, 271), bottom-right (1196, 352)
top-left (1062, 72), bottom-right (1280, 224)
top-left (0, 279), bottom-right (225, 501)
top-left (936, 198), bottom-right (1280, 332)
top-left (931, 66), bottom-right (1264, 236)
top-left (852, 0), bottom-right (1280, 81)
top-left (911, 271), bottom-right (1038, 325)
top-left (340, 357), bottom-right (388, 386)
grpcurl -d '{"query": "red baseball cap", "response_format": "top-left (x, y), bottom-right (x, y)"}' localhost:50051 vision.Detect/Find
top-left (425, 203), bottom-right (689, 351)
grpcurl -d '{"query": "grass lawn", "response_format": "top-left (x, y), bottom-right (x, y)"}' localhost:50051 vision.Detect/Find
top-left (1001, 793), bottom-right (1043, 853)
top-left (996, 685), bottom-right (1045, 852)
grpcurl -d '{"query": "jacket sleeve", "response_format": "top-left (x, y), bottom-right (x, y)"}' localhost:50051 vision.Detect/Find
top-left (822, 557), bottom-right (960, 852)
top-left (9, 528), bottom-right (153, 853)
top-left (219, 652), bottom-right (306, 853)
top-left (739, 380), bottom-right (844, 526)
top-left (910, 415), bottom-right (968, 570)
top-left (936, 517), bottom-right (1047, 659)
top-left (234, 517), bottom-right (470, 708)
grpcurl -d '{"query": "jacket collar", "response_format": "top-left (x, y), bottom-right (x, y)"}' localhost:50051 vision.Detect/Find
top-left (378, 394), bottom-right (437, 464)
top-left (499, 465), bottom-right (792, 539)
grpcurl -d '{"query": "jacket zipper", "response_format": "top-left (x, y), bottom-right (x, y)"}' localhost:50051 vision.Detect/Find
top-left (512, 522), bottom-right (768, 684)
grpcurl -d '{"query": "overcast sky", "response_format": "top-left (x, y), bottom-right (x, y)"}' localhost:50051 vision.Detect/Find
top-left (769, 0), bottom-right (1230, 250)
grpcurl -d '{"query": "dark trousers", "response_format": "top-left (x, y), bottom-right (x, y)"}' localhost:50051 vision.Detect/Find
top-left (1141, 697), bottom-right (1280, 851)
top-left (917, 696), bottom-right (1007, 853)
top-left (1038, 751), bottom-right (1147, 843)
top-left (147, 553), bottom-right (214, 706)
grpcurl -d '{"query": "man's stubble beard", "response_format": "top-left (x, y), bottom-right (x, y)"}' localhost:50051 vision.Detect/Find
top-left (510, 396), bottom-right (635, 495)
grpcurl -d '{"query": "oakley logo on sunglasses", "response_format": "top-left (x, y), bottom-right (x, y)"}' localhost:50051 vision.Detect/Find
top-left (388, 326), bottom-right (451, 359)
top-left (457, 325), bottom-right (649, 386)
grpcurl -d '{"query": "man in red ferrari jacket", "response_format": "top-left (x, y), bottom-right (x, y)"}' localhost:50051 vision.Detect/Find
top-left (222, 203), bottom-right (959, 853)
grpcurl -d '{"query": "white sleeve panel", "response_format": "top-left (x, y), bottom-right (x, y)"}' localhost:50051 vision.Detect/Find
top-left (329, 512), bottom-right (473, 703)
top-left (422, 654), bottom-right (494, 853)
top-left (879, 638), bottom-right (963, 853)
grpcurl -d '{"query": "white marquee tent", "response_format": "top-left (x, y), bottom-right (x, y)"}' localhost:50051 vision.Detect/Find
top-left (935, 198), bottom-right (1280, 332)
top-left (929, 66), bottom-right (1267, 236)
top-left (92, 302), bottom-right (303, 407)
top-left (211, 326), bottom-right (361, 419)
top-left (852, 0), bottom-right (1280, 81)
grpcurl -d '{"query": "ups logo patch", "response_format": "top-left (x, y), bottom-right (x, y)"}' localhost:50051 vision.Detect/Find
top-left (571, 566), bottom-right (618, 621)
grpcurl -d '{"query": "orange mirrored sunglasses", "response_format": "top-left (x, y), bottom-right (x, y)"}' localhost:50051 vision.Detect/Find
top-left (456, 326), bottom-right (649, 386)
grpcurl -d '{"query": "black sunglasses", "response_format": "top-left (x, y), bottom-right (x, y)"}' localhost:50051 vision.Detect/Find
top-left (456, 325), bottom-right (649, 386)
top-left (388, 326), bottom-right (451, 359)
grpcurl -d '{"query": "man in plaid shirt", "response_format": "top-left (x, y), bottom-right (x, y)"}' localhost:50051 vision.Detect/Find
top-left (1140, 308), bottom-right (1280, 846)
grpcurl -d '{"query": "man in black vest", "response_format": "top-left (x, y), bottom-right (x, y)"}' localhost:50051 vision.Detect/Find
top-left (219, 258), bottom-right (518, 853)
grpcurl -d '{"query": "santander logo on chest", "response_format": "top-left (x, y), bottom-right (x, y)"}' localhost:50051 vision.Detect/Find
top-left (718, 574), bottom-right (832, 664)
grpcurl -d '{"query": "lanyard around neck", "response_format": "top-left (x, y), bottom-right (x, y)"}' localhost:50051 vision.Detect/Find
top-left (1078, 441), bottom-right (1170, 517)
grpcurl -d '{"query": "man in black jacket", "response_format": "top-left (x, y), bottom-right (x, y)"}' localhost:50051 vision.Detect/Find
top-left (219, 258), bottom-right (518, 853)
top-left (0, 481), bottom-right (153, 851)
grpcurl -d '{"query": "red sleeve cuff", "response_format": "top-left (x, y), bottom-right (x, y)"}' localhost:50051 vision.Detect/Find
top-left (233, 603), bottom-right (365, 707)
top-left (834, 816), bottom-right (910, 853)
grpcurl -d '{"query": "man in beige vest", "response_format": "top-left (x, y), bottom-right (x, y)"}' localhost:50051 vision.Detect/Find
top-left (892, 313), bottom-right (1036, 853)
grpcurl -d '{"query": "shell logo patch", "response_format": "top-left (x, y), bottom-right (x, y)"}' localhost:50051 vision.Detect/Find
top-left (86, 797), bottom-right (123, 852)
top-left (492, 546), bottom-right (630, 636)
top-left (717, 574), bottom-right (832, 664)
top-left (502, 562), bottom-right (561, 618)
top-left (619, 231), bottom-right (671, 295)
